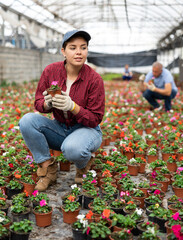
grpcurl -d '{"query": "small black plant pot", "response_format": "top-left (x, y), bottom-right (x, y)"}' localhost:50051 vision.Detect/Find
top-left (0, 203), bottom-right (10, 215)
top-left (77, 194), bottom-right (83, 207)
top-left (6, 186), bottom-right (23, 199)
top-left (10, 230), bottom-right (30, 240)
top-left (154, 216), bottom-right (167, 233)
top-left (83, 195), bottom-right (95, 209)
top-left (72, 227), bottom-right (87, 240)
top-left (144, 199), bottom-right (154, 208)
top-left (131, 219), bottom-right (144, 236)
top-left (0, 234), bottom-right (9, 240)
top-left (11, 208), bottom-right (31, 222)
top-left (110, 206), bottom-right (124, 215)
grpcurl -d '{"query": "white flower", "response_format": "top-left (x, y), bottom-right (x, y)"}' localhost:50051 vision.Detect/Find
top-left (135, 208), bottom-right (143, 216)
top-left (89, 170), bottom-right (97, 178)
top-left (0, 217), bottom-right (4, 223)
top-left (81, 219), bottom-right (88, 228)
top-left (77, 214), bottom-right (85, 221)
top-left (14, 126), bottom-right (19, 130)
top-left (71, 184), bottom-right (77, 189)
top-left (147, 227), bottom-right (155, 235)
top-left (129, 158), bottom-right (136, 164)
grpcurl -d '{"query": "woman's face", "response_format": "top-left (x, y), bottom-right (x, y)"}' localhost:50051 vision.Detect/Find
top-left (61, 37), bottom-right (88, 67)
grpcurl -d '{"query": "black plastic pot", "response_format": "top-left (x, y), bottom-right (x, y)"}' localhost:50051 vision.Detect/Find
top-left (83, 195), bottom-right (95, 209)
top-left (0, 234), bottom-right (9, 240)
top-left (6, 186), bottom-right (23, 199)
top-left (0, 203), bottom-right (10, 215)
top-left (11, 208), bottom-right (31, 222)
top-left (153, 216), bottom-right (167, 233)
top-left (10, 230), bottom-right (30, 240)
top-left (72, 228), bottom-right (87, 240)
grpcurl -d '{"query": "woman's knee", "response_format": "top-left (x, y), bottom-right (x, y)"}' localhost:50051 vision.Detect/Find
top-left (19, 113), bottom-right (35, 130)
top-left (61, 142), bottom-right (90, 163)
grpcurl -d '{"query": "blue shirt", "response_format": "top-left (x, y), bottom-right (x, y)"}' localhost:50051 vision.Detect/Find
top-left (145, 68), bottom-right (177, 92)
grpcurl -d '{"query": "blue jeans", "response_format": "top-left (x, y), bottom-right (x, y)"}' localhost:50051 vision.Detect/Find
top-left (19, 113), bottom-right (102, 169)
top-left (143, 89), bottom-right (177, 111)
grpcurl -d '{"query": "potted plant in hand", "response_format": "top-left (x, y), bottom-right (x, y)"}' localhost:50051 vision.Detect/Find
top-left (33, 199), bottom-right (53, 227)
top-left (9, 219), bottom-right (33, 240)
top-left (72, 214), bottom-right (88, 240)
top-left (46, 81), bottom-right (61, 97)
top-left (61, 194), bottom-right (81, 224)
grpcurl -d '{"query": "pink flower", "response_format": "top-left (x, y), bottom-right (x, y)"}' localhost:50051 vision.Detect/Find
top-left (120, 173), bottom-right (127, 179)
top-left (51, 81), bottom-right (58, 86)
top-left (32, 190), bottom-right (38, 197)
top-left (91, 179), bottom-right (97, 184)
top-left (127, 230), bottom-right (131, 234)
top-left (178, 167), bottom-right (183, 172)
top-left (172, 212), bottom-right (181, 221)
top-left (86, 227), bottom-right (90, 235)
top-left (40, 199), bottom-right (47, 207)
top-left (146, 222), bottom-right (150, 225)
top-left (154, 189), bottom-right (161, 195)
top-left (151, 171), bottom-right (157, 179)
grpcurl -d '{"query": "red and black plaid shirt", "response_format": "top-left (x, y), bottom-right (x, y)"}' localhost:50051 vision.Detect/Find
top-left (34, 61), bottom-right (105, 128)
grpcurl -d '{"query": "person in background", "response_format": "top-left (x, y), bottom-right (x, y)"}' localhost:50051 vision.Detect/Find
top-left (19, 30), bottom-right (105, 191)
top-left (139, 61), bottom-right (178, 111)
top-left (122, 64), bottom-right (133, 81)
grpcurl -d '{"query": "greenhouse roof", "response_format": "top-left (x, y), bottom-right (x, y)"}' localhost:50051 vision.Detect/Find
top-left (1, 0), bottom-right (183, 53)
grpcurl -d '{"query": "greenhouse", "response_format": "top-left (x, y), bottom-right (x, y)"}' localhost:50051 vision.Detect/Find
top-left (0, 1), bottom-right (183, 240)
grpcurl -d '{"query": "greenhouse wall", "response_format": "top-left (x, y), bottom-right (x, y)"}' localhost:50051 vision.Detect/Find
top-left (0, 47), bottom-right (63, 84)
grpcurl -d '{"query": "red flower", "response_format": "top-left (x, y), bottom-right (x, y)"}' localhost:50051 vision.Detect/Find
top-left (154, 189), bottom-right (161, 195)
top-left (8, 163), bottom-right (14, 168)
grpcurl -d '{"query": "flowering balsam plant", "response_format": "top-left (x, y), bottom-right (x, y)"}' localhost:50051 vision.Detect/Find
top-left (49, 81), bottom-right (60, 90)
top-left (72, 214), bottom-right (88, 230)
top-left (34, 199), bottom-right (52, 213)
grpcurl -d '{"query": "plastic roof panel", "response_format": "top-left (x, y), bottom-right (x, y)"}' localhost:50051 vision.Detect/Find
top-left (1, 0), bottom-right (183, 53)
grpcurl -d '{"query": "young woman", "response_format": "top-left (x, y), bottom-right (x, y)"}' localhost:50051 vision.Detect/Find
top-left (19, 30), bottom-right (105, 191)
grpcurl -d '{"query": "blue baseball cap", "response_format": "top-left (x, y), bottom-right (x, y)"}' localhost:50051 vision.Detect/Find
top-left (61, 30), bottom-right (91, 48)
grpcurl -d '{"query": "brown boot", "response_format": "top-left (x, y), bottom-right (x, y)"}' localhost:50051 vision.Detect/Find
top-left (35, 158), bottom-right (57, 192)
top-left (75, 157), bottom-right (94, 184)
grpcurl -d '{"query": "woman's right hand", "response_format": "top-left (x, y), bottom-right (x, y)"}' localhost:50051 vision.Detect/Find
top-left (43, 91), bottom-right (52, 110)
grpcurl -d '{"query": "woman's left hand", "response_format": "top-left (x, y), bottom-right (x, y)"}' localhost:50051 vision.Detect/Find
top-left (52, 91), bottom-right (75, 111)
